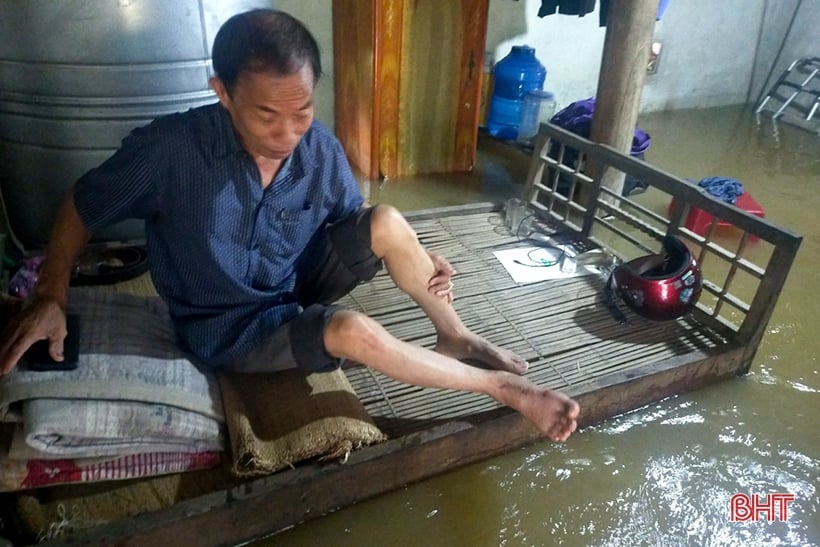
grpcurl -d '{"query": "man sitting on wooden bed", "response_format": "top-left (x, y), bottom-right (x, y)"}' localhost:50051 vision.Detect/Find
top-left (0, 9), bottom-right (579, 442)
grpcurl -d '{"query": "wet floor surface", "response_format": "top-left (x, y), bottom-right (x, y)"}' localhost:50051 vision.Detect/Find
top-left (262, 106), bottom-right (819, 547)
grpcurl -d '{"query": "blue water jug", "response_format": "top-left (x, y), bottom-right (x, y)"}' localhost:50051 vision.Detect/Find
top-left (487, 45), bottom-right (546, 140)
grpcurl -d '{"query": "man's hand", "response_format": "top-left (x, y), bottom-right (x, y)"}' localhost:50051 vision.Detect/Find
top-left (427, 251), bottom-right (457, 304)
top-left (0, 187), bottom-right (90, 376)
top-left (0, 296), bottom-right (67, 375)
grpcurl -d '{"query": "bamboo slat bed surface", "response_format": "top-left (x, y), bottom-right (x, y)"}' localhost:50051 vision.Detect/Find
top-left (339, 208), bottom-right (728, 438)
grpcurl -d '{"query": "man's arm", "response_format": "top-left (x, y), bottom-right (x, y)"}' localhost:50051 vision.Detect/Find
top-left (0, 188), bottom-right (91, 374)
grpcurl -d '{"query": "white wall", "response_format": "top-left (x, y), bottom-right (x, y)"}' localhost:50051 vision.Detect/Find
top-left (485, 0), bottom-right (820, 113)
top-left (488, 0), bottom-right (606, 114)
top-left (276, 0), bottom-right (336, 127)
top-left (750, 0), bottom-right (820, 108)
top-left (488, 0), bottom-right (781, 114)
top-left (641, 0), bottom-right (768, 111)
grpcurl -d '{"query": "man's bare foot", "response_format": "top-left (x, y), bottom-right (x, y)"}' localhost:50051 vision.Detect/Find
top-left (435, 333), bottom-right (529, 375)
top-left (496, 374), bottom-right (580, 441)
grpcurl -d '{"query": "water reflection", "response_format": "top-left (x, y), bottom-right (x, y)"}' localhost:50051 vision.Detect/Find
top-left (533, 393), bottom-right (818, 546)
top-left (264, 106), bottom-right (818, 547)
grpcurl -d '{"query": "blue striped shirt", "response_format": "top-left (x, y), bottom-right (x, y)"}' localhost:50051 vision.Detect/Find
top-left (74, 104), bottom-right (364, 366)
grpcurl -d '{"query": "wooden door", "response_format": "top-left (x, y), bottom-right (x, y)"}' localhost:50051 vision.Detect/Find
top-left (333, 0), bottom-right (379, 179)
top-left (333, 0), bottom-right (489, 179)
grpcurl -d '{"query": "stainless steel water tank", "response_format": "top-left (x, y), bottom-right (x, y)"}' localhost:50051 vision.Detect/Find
top-left (0, 0), bottom-right (272, 249)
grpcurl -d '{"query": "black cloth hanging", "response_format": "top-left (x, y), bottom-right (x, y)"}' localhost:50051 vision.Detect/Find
top-left (598, 0), bottom-right (611, 26)
top-left (537, 0), bottom-right (597, 18)
top-left (533, 0), bottom-right (666, 27)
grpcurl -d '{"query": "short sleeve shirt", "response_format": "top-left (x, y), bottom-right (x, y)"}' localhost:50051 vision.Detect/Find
top-left (73, 104), bottom-right (364, 366)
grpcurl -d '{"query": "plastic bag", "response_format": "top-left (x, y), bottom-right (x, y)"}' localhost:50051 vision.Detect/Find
top-left (9, 256), bottom-right (45, 299)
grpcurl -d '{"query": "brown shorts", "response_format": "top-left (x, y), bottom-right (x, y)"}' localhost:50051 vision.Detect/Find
top-left (229, 207), bottom-right (382, 374)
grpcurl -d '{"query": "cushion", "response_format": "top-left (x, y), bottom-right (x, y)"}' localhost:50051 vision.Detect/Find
top-left (218, 367), bottom-right (386, 478)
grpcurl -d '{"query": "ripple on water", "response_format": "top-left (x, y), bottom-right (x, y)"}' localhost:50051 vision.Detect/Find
top-left (532, 449), bottom-right (817, 547)
top-left (493, 396), bottom-right (820, 547)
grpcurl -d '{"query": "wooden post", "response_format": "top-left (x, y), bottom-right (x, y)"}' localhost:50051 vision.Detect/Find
top-left (588, 0), bottom-right (658, 202)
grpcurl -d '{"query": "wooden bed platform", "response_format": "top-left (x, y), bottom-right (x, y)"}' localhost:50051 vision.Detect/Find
top-left (10, 124), bottom-right (802, 546)
top-left (342, 206), bottom-right (731, 439)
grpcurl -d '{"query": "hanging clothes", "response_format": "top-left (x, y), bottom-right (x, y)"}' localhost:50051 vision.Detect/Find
top-left (531, 1), bottom-right (671, 28)
top-left (537, 0), bottom-right (597, 18)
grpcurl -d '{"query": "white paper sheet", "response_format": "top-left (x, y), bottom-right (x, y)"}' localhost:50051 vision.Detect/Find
top-left (493, 246), bottom-right (599, 284)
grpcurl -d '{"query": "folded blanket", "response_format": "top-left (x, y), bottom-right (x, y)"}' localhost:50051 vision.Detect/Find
top-left (0, 289), bottom-right (224, 460)
top-left (1, 450), bottom-right (222, 493)
top-left (219, 368), bottom-right (386, 478)
top-left (0, 425), bottom-right (221, 492)
top-left (13, 399), bottom-right (223, 459)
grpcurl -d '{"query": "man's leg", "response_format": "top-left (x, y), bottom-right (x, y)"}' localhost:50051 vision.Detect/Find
top-left (322, 205), bottom-right (580, 441)
top-left (368, 205), bottom-right (531, 374)
top-left (324, 308), bottom-right (578, 441)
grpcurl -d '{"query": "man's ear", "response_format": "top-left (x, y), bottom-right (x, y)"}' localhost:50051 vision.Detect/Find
top-left (209, 77), bottom-right (231, 107)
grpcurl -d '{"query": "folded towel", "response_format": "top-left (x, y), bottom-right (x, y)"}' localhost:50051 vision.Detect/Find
top-left (218, 367), bottom-right (386, 478)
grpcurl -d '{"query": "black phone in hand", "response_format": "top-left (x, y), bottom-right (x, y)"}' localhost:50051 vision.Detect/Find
top-left (25, 314), bottom-right (81, 371)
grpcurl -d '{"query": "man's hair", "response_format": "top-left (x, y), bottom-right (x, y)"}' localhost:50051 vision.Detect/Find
top-left (212, 9), bottom-right (322, 94)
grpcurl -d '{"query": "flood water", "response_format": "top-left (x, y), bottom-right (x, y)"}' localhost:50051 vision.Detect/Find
top-left (261, 106), bottom-right (818, 547)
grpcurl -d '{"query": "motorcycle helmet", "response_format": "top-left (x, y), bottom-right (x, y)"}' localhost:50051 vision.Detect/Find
top-left (606, 235), bottom-right (702, 322)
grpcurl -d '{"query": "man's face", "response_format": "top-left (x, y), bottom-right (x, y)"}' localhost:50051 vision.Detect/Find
top-left (211, 65), bottom-right (315, 161)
